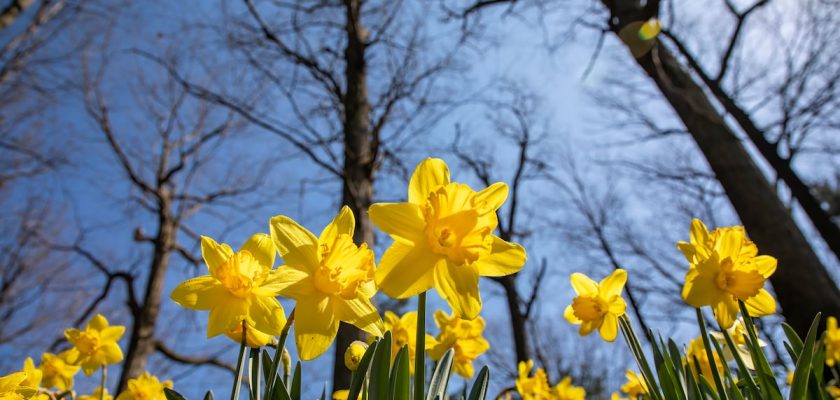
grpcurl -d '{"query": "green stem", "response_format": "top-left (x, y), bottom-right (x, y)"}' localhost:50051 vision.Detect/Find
top-left (232, 321), bottom-right (248, 400)
top-left (266, 309), bottom-right (295, 400)
top-left (99, 367), bottom-right (107, 400)
top-left (414, 291), bottom-right (426, 400)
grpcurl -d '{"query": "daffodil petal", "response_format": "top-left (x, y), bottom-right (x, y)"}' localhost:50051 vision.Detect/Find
top-left (745, 288), bottom-right (776, 316)
top-left (319, 205), bottom-right (355, 245)
top-left (100, 326), bottom-right (125, 342)
top-left (563, 304), bottom-right (581, 324)
top-left (269, 215), bottom-right (320, 272)
top-left (681, 263), bottom-right (720, 308)
top-left (677, 241), bottom-right (695, 263)
top-left (201, 236), bottom-right (234, 276)
top-left (100, 343), bottom-right (123, 363)
top-left (713, 299), bottom-right (739, 329)
top-left (295, 295), bottom-right (338, 361)
top-left (715, 228), bottom-right (743, 261)
top-left (609, 297), bottom-right (627, 315)
top-left (408, 158), bottom-right (450, 204)
top-left (375, 242), bottom-right (437, 298)
top-left (434, 260), bottom-right (482, 319)
top-left (248, 295), bottom-right (286, 336)
top-left (258, 265), bottom-right (315, 299)
top-left (171, 276), bottom-right (224, 310)
top-left (240, 233), bottom-right (276, 271)
top-left (87, 314), bottom-right (109, 331)
top-left (689, 218), bottom-right (711, 257)
top-left (600, 314), bottom-right (618, 342)
top-left (474, 236), bottom-right (526, 277)
top-left (750, 255), bottom-right (777, 278)
top-left (333, 297), bottom-right (384, 337)
top-left (600, 269), bottom-right (627, 299)
top-left (570, 273), bottom-right (599, 297)
top-left (368, 202), bottom-right (426, 244)
top-left (0, 372), bottom-right (27, 392)
top-left (207, 296), bottom-right (249, 337)
top-left (473, 182), bottom-right (508, 214)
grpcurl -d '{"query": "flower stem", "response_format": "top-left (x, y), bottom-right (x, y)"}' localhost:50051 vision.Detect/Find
top-left (266, 309), bottom-right (295, 400)
top-left (413, 291), bottom-right (426, 400)
top-left (231, 321), bottom-right (248, 400)
top-left (99, 366), bottom-right (107, 400)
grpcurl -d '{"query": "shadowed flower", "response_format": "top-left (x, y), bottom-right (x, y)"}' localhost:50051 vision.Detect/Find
top-left (380, 311), bottom-right (418, 374)
top-left (0, 372), bottom-right (38, 400)
top-left (679, 219), bottom-right (776, 329)
top-left (685, 336), bottom-right (724, 379)
top-left (39, 351), bottom-right (79, 391)
top-left (64, 314), bottom-right (125, 375)
top-left (552, 376), bottom-right (586, 400)
top-left (332, 390), bottom-right (349, 400)
top-left (18, 359), bottom-right (41, 389)
top-left (515, 360), bottom-right (551, 400)
top-left (563, 269), bottom-right (627, 342)
top-left (225, 323), bottom-right (273, 348)
top-left (620, 370), bottom-right (648, 398)
top-left (115, 372), bottom-right (172, 400)
top-left (826, 316), bottom-right (840, 367)
top-left (78, 387), bottom-right (112, 400)
top-left (426, 310), bottom-right (489, 378)
top-left (344, 341), bottom-right (368, 371)
top-left (709, 318), bottom-right (766, 370)
top-left (170, 233), bottom-right (287, 339)
top-left (269, 206), bottom-right (384, 361)
top-left (369, 158), bottom-right (526, 319)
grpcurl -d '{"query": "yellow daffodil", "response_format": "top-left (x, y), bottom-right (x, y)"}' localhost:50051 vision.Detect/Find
top-left (0, 372), bottom-right (37, 400)
top-left (515, 360), bottom-right (551, 400)
top-left (620, 370), bottom-right (648, 397)
top-left (709, 318), bottom-right (766, 370)
top-left (39, 351), bottom-right (79, 390)
top-left (786, 371), bottom-right (794, 386)
top-left (225, 323), bottom-right (273, 348)
top-left (332, 390), bottom-right (349, 400)
top-left (380, 311), bottom-right (418, 374)
top-left (18, 359), bottom-right (41, 388)
top-left (171, 233), bottom-right (287, 338)
top-left (115, 372), bottom-right (172, 400)
top-left (78, 387), bottom-right (112, 400)
top-left (563, 269), bottom-right (627, 342)
top-left (425, 310), bottom-right (489, 378)
top-left (826, 316), bottom-right (840, 367)
top-left (344, 341), bottom-right (368, 371)
top-left (611, 393), bottom-right (628, 400)
top-left (64, 314), bottom-right (125, 375)
top-left (368, 158), bottom-right (527, 319)
top-left (678, 219), bottom-right (776, 329)
top-left (685, 336), bottom-right (724, 379)
top-left (269, 206), bottom-right (384, 361)
top-left (828, 386), bottom-right (840, 399)
top-left (552, 376), bottom-right (586, 400)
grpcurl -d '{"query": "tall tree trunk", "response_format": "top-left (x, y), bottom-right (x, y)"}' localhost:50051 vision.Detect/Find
top-left (118, 202), bottom-right (174, 391)
top-left (601, 0), bottom-right (840, 337)
top-left (333, 0), bottom-right (375, 392)
top-left (497, 275), bottom-right (530, 364)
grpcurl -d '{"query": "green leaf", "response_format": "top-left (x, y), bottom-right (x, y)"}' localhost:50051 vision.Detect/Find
top-left (467, 367), bottom-right (489, 400)
top-left (290, 362), bottom-right (301, 400)
top-left (695, 309), bottom-right (728, 400)
top-left (426, 348), bottom-right (454, 400)
top-left (165, 388), bottom-right (187, 400)
top-left (789, 313), bottom-right (821, 400)
top-left (249, 348), bottom-right (262, 400)
top-left (370, 331), bottom-right (393, 400)
top-left (391, 346), bottom-right (411, 400)
top-left (720, 327), bottom-right (761, 398)
top-left (782, 323), bottom-right (804, 356)
top-left (261, 350), bottom-right (274, 386)
top-left (348, 340), bottom-right (379, 400)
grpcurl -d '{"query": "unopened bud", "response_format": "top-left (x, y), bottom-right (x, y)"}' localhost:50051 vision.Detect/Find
top-left (281, 347), bottom-right (292, 376)
top-left (344, 341), bottom-right (368, 371)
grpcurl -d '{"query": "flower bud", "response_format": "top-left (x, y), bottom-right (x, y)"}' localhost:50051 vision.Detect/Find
top-left (343, 341), bottom-right (368, 371)
top-left (281, 347), bottom-right (292, 377)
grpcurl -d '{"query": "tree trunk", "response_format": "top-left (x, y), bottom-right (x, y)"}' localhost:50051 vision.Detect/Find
top-left (497, 275), bottom-right (530, 364)
top-left (601, 1), bottom-right (840, 337)
top-left (333, 0), bottom-right (375, 392)
top-left (118, 203), bottom-right (174, 391)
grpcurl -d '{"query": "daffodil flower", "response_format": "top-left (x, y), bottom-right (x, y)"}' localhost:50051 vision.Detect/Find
top-left (425, 310), bottom-right (489, 378)
top-left (39, 351), bottom-right (79, 391)
top-left (380, 311), bottom-right (418, 374)
top-left (825, 316), bottom-right (840, 367)
top-left (620, 370), bottom-right (648, 397)
top-left (709, 318), bottom-right (766, 370)
top-left (369, 158), bottom-right (526, 319)
top-left (515, 360), bottom-right (551, 400)
top-left (679, 219), bottom-right (776, 329)
top-left (115, 372), bottom-right (172, 400)
top-left (0, 372), bottom-right (37, 400)
top-left (269, 206), bottom-right (384, 361)
top-left (64, 314), bottom-right (125, 376)
top-left (563, 269), bottom-right (627, 342)
top-left (684, 336), bottom-right (724, 379)
top-left (18, 359), bottom-right (41, 389)
top-left (171, 233), bottom-right (287, 339)
top-left (344, 341), bottom-right (368, 371)
top-left (552, 376), bottom-right (586, 400)
top-left (78, 387), bottom-right (112, 400)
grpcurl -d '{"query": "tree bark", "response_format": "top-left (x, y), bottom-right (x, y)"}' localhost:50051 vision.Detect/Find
top-left (497, 275), bottom-right (530, 364)
top-left (118, 200), bottom-right (174, 391)
top-left (333, 0), bottom-right (375, 392)
top-left (601, 0), bottom-right (840, 337)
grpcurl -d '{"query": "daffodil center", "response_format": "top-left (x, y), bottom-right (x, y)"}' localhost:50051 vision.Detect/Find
top-left (216, 251), bottom-right (264, 298)
top-left (422, 183), bottom-right (495, 264)
top-left (75, 331), bottom-right (101, 354)
top-left (572, 296), bottom-right (609, 321)
top-left (314, 238), bottom-right (374, 299)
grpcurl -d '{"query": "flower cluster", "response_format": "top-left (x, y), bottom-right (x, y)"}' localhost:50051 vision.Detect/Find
top-left (0, 315), bottom-right (171, 400)
top-left (515, 360), bottom-right (585, 400)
